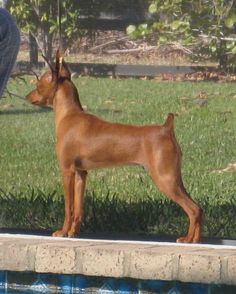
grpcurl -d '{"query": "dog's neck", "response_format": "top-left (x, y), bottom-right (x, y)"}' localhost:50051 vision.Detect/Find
top-left (53, 79), bottom-right (83, 126)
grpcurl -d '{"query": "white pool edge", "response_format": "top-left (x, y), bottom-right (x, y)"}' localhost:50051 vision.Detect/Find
top-left (0, 233), bottom-right (235, 250)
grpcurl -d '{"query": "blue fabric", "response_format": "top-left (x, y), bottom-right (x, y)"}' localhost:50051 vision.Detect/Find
top-left (0, 8), bottom-right (20, 97)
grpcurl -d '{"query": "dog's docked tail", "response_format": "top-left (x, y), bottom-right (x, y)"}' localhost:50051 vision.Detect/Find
top-left (164, 113), bottom-right (174, 129)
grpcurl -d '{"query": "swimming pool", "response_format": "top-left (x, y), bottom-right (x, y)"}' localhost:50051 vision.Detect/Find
top-left (0, 271), bottom-right (236, 293)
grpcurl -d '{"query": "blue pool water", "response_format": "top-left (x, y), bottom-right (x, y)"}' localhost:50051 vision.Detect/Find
top-left (0, 271), bottom-right (236, 293)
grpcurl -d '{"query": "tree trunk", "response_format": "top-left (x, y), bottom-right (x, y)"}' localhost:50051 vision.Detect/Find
top-left (43, 31), bottom-right (53, 61)
top-left (219, 40), bottom-right (228, 71)
top-left (29, 32), bottom-right (38, 65)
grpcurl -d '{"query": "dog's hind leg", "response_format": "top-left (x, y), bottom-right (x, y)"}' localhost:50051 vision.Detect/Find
top-left (68, 170), bottom-right (87, 238)
top-left (150, 168), bottom-right (202, 243)
top-left (148, 143), bottom-right (202, 243)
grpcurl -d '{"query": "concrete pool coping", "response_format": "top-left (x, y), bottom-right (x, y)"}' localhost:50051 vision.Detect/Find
top-left (0, 234), bottom-right (235, 285)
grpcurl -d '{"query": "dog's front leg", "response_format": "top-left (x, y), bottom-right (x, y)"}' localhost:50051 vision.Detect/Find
top-left (68, 170), bottom-right (87, 238)
top-left (53, 170), bottom-right (75, 237)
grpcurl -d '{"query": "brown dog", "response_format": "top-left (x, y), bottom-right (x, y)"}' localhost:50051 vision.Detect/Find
top-left (26, 52), bottom-right (202, 243)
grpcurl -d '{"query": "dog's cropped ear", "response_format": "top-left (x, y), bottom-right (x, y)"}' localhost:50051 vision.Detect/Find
top-left (54, 50), bottom-right (71, 80)
top-left (42, 54), bottom-right (57, 82)
top-left (59, 58), bottom-right (71, 80)
top-left (55, 50), bottom-right (61, 78)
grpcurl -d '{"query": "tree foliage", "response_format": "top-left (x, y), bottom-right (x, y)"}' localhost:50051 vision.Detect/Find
top-left (8, 0), bottom-right (148, 60)
top-left (8, 0), bottom-right (83, 59)
top-left (127, 0), bottom-right (236, 69)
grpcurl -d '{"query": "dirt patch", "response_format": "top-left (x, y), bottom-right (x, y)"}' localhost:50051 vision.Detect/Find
top-left (18, 31), bottom-right (210, 66)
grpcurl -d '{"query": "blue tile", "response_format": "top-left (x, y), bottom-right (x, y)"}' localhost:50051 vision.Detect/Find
top-left (8, 271), bottom-right (38, 288)
top-left (104, 278), bottom-right (117, 291)
top-left (73, 275), bottom-right (89, 291)
top-left (139, 280), bottom-right (165, 292)
top-left (189, 283), bottom-right (208, 294)
top-left (99, 281), bottom-right (114, 293)
top-left (58, 274), bottom-right (73, 293)
top-left (168, 286), bottom-right (182, 294)
top-left (37, 273), bottom-right (50, 283)
top-left (0, 272), bottom-right (6, 288)
top-left (31, 273), bottom-right (50, 293)
top-left (117, 281), bottom-right (137, 293)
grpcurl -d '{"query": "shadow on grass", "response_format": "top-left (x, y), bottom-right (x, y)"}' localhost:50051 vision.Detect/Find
top-left (0, 106), bottom-right (122, 117)
top-left (0, 188), bottom-right (235, 240)
top-left (0, 106), bottom-right (52, 116)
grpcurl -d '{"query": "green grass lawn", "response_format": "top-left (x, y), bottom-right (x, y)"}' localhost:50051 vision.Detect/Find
top-left (0, 76), bottom-right (236, 238)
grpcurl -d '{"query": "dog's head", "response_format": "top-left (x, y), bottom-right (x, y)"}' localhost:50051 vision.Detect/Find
top-left (26, 51), bottom-right (71, 106)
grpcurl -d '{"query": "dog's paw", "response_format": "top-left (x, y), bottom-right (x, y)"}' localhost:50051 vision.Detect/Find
top-left (67, 228), bottom-right (80, 238)
top-left (176, 236), bottom-right (201, 243)
top-left (67, 231), bottom-right (75, 238)
top-left (176, 236), bottom-right (190, 243)
top-left (52, 230), bottom-right (68, 237)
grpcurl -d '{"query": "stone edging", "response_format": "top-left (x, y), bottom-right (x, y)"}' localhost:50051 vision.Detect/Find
top-left (0, 234), bottom-right (235, 285)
